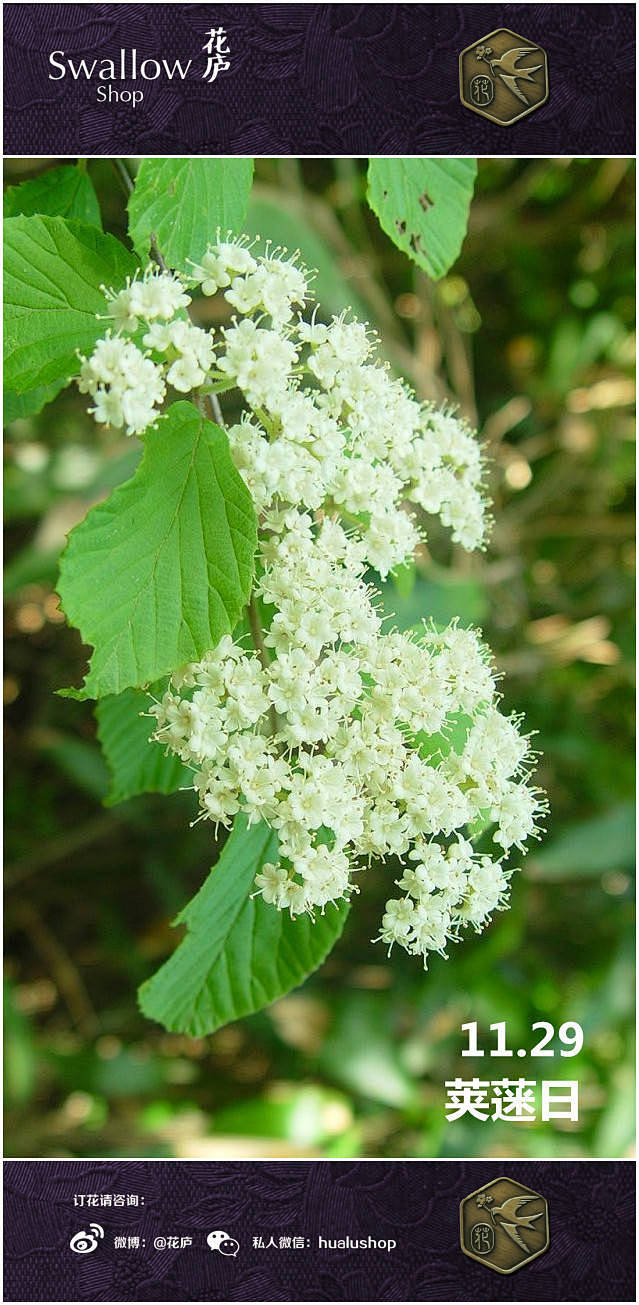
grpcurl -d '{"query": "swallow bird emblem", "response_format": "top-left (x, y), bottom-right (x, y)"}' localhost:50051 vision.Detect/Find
top-left (476, 44), bottom-right (543, 105)
top-left (459, 28), bottom-right (549, 126)
top-left (460, 1177), bottom-right (550, 1273)
top-left (486, 1194), bottom-right (545, 1252)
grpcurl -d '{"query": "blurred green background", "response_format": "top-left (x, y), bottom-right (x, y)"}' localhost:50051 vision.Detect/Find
top-left (4, 157), bottom-right (635, 1159)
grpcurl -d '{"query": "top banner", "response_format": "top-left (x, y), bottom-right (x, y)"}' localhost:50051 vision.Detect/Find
top-left (3, 2), bottom-right (636, 156)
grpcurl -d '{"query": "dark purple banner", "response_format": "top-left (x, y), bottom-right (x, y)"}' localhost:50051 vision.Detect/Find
top-left (3, 1160), bottom-right (636, 1300)
top-left (3, 3), bottom-right (636, 156)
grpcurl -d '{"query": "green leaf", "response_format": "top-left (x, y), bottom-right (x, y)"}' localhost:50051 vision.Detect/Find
top-left (3, 544), bottom-right (61, 597)
top-left (528, 803), bottom-right (635, 880)
top-left (390, 559), bottom-right (416, 599)
top-left (244, 192), bottom-right (370, 321)
top-left (138, 816), bottom-right (350, 1036)
top-left (3, 165), bottom-right (102, 226)
top-left (36, 733), bottom-right (110, 802)
top-left (317, 992), bottom-right (416, 1109)
top-left (4, 382), bottom-right (64, 423)
top-left (380, 566), bottom-right (487, 631)
top-left (211, 1084), bottom-right (352, 1146)
top-left (367, 159), bottom-right (477, 279)
top-left (3, 216), bottom-right (138, 393)
top-left (4, 984), bottom-right (38, 1106)
top-left (57, 401), bottom-right (257, 699)
top-left (96, 686), bottom-right (191, 806)
top-left (415, 709), bottom-right (474, 765)
top-left (128, 158), bottom-right (254, 270)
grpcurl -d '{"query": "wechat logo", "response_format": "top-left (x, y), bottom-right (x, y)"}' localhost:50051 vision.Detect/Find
top-left (207, 1229), bottom-right (239, 1257)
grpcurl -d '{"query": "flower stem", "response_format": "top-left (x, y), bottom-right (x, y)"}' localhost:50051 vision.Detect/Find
top-left (198, 380), bottom-right (236, 396)
top-left (247, 595), bottom-right (270, 672)
top-left (207, 392), bottom-right (225, 427)
top-left (113, 157), bottom-right (134, 195)
top-left (248, 595), bottom-right (280, 738)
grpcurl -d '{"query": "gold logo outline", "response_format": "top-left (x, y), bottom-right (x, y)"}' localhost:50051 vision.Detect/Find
top-left (459, 28), bottom-right (549, 126)
top-left (459, 1175), bottom-right (550, 1275)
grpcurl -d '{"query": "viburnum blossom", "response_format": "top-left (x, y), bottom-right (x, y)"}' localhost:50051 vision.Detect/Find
top-left (75, 238), bottom-right (547, 967)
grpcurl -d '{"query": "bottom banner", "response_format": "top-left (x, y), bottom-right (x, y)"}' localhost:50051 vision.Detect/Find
top-left (3, 1160), bottom-right (635, 1301)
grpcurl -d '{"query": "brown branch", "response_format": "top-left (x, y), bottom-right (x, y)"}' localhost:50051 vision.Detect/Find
top-left (5, 814), bottom-right (119, 888)
top-left (13, 903), bottom-right (99, 1038)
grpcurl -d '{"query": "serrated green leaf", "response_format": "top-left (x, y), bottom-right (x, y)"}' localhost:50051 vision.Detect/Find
top-left (138, 816), bottom-right (349, 1036)
top-left (3, 166), bottom-right (102, 226)
top-left (367, 159), bottom-right (477, 280)
top-left (57, 401), bottom-right (257, 699)
top-left (128, 158), bottom-right (254, 270)
top-left (4, 382), bottom-right (64, 423)
top-left (96, 686), bottom-right (191, 806)
top-left (3, 216), bottom-right (138, 393)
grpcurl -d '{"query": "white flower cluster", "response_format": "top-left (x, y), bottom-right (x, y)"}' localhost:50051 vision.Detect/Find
top-left (150, 543), bottom-right (545, 966)
top-left (79, 239), bottom-right (546, 967)
top-left (77, 268), bottom-right (214, 434)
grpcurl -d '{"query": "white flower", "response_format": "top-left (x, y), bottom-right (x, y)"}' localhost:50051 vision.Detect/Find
top-left (428, 624), bottom-right (496, 714)
top-left (90, 387), bottom-right (124, 430)
top-left (128, 269), bottom-right (191, 321)
top-left (75, 241), bottom-right (545, 968)
top-left (306, 318), bottom-right (372, 386)
top-left (79, 335), bottom-right (166, 435)
top-left (101, 283), bottom-right (138, 332)
top-left (78, 336), bottom-right (133, 387)
top-left (376, 898), bottom-right (416, 951)
top-left (457, 857), bottom-right (509, 928)
top-left (493, 781), bottom-right (547, 851)
top-left (254, 862), bottom-right (290, 907)
top-left (191, 238), bottom-right (258, 295)
top-left (218, 318), bottom-right (299, 408)
top-left (226, 255), bottom-right (309, 328)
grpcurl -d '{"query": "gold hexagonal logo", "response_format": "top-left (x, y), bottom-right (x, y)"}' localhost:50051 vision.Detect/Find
top-left (459, 28), bottom-right (548, 125)
top-left (460, 1176), bottom-right (549, 1274)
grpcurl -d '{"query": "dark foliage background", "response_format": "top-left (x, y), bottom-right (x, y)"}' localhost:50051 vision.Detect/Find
top-left (4, 157), bottom-right (635, 1159)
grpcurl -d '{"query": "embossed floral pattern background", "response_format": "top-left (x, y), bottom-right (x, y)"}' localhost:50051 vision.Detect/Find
top-left (3, 1160), bottom-right (636, 1300)
top-left (3, 3), bottom-right (636, 155)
